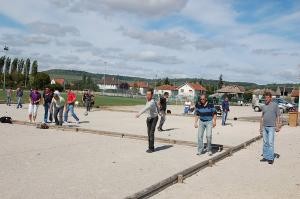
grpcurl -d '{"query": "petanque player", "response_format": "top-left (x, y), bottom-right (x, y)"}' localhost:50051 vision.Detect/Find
top-left (136, 88), bottom-right (159, 153)
top-left (42, 87), bottom-right (53, 123)
top-left (64, 89), bottom-right (80, 124)
top-left (194, 94), bottom-right (217, 156)
top-left (222, 97), bottom-right (230, 126)
top-left (259, 92), bottom-right (281, 165)
top-left (28, 88), bottom-right (41, 123)
top-left (157, 92), bottom-right (169, 131)
top-left (50, 91), bottom-right (65, 126)
top-left (16, 87), bottom-right (24, 109)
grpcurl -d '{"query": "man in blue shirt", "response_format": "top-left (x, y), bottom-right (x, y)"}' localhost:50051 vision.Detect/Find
top-left (194, 95), bottom-right (217, 156)
top-left (222, 97), bottom-right (230, 126)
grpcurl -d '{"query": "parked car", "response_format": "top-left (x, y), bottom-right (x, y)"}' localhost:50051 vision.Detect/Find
top-left (252, 98), bottom-right (287, 113)
top-left (272, 98), bottom-right (295, 112)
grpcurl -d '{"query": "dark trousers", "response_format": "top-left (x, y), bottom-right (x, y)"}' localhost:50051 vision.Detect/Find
top-left (146, 116), bottom-right (158, 150)
top-left (85, 100), bottom-right (91, 112)
top-left (54, 106), bottom-right (63, 126)
top-left (158, 110), bottom-right (166, 129)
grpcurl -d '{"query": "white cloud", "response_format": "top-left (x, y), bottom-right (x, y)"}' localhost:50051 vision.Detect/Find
top-left (127, 51), bottom-right (183, 64)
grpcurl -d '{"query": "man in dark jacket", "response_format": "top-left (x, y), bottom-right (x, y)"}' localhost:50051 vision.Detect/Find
top-left (157, 92), bottom-right (169, 131)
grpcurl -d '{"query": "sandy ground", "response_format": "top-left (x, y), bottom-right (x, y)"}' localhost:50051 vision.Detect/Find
top-left (154, 126), bottom-right (300, 199)
top-left (0, 123), bottom-right (214, 199)
top-left (0, 104), bottom-right (264, 147)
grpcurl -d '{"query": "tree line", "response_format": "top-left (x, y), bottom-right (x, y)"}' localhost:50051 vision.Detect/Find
top-left (0, 56), bottom-right (51, 89)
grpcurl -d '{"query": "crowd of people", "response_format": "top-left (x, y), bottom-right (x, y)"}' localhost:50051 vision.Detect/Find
top-left (5, 87), bottom-right (94, 125)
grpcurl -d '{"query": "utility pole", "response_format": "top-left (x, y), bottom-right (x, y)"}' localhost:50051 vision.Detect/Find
top-left (3, 44), bottom-right (8, 91)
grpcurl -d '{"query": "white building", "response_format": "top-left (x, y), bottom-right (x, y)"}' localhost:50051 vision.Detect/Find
top-left (177, 83), bottom-right (206, 98)
top-left (155, 85), bottom-right (178, 96)
top-left (97, 76), bottom-right (119, 90)
top-left (129, 82), bottom-right (149, 95)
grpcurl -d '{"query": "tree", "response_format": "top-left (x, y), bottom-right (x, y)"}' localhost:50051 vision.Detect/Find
top-left (5, 57), bottom-right (11, 74)
top-left (218, 74), bottom-right (224, 89)
top-left (11, 58), bottom-right (18, 74)
top-left (31, 60), bottom-right (38, 76)
top-left (24, 58), bottom-right (31, 85)
top-left (164, 77), bottom-right (170, 85)
top-left (0, 56), bottom-right (5, 74)
top-left (119, 82), bottom-right (129, 90)
top-left (17, 59), bottom-right (25, 74)
top-left (31, 72), bottom-right (50, 89)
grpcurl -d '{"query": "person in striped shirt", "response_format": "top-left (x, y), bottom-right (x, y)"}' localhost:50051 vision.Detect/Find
top-left (194, 94), bottom-right (217, 156)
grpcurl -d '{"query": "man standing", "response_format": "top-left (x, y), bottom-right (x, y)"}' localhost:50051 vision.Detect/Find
top-left (194, 95), bottom-right (217, 156)
top-left (222, 97), bottom-right (230, 126)
top-left (82, 89), bottom-right (93, 115)
top-left (16, 87), bottom-right (23, 109)
top-left (28, 88), bottom-right (41, 123)
top-left (50, 91), bottom-right (65, 126)
top-left (157, 92), bottom-right (169, 131)
top-left (136, 88), bottom-right (159, 153)
top-left (64, 89), bottom-right (80, 124)
top-left (260, 92), bottom-right (281, 164)
top-left (6, 88), bottom-right (12, 106)
top-left (42, 87), bottom-right (53, 123)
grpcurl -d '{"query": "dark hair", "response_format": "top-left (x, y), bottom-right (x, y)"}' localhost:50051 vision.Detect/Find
top-left (164, 92), bottom-right (169, 96)
top-left (147, 88), bottom-right (154, 95)
top-left (264, 92), bottom-right (272, 98)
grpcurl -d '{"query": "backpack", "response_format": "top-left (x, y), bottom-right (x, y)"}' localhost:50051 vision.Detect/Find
top-left (0, 116), bottom-right (12, 124)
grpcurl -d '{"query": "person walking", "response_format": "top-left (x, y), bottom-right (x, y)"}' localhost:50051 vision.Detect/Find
top-left (136, 88), bottom-right (159, 153)
top-left (222, 97), bottom-right (230, 126)
top-left (259, 92), bottom-right (281, 165)
top-left (194, 94), bottom-right (217, 156)
top-left (50, 91), bottom-right (65, 126)
top-left (157, 92), bottom-right (169, 131)
top-left (82, 89), bottom-right (92, 115)
top-left (64, 89), bottom-right (80, 124)
top-left (16, 87), bottom-right (23, 109)
top-left (6, 88), bottom-right (12, 106)
top-left (42, 87), bottom-right (53, 123)
top-left (28, 88), bottom-right (41, 123)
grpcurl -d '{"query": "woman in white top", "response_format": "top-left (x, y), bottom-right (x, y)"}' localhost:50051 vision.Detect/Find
top-left (50, 91), bottom-right (65, 126)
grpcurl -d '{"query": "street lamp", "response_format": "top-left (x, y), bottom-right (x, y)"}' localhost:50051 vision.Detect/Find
top-left (3, 44), bottom-right (9, 91)
top-left (102, 61), bottom-right (107, 95)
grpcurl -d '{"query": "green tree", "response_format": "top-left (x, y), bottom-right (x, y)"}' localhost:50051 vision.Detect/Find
top-left (5, 57), bottom-right (11, 74)
top-left (0, 56), bottom-right (5, 74)
top-left (11, 58), bottom-right (18, 74)
top-left (164, 77), bottom-right (170, 85)
top-left (31, 60), bottom-right (38, 76)
top-left (17, 59), bottom-right (25, 74)
top-left (24, 58), bottom-right (31, 88)
top-left (218, 74), bottom-right (224, 89)
top-left (31, 72), bottom-right (50, 89)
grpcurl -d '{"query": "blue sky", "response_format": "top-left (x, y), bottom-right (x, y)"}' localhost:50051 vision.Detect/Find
top-left (0, 0), bottom-right (299, 84)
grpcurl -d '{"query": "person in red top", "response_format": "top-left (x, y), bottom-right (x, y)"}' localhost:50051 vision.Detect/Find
top-left (63, 89), bottom-right (80, 124)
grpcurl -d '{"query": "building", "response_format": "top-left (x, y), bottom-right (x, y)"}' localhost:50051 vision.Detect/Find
top-left (51, 78), bottom-right (65, 86)
top-left (177, 83), bottom-right (206, 98)
top-left (129, 81), bottom-right (149, 95)
top-left (216, 85), bottom-right (245, 99)
top-left (276, 86), bottom-right (295, 97)
top-left (155, 85), bottom-right (178, 96)
top-left (97, 76), bottom-right (119, 90)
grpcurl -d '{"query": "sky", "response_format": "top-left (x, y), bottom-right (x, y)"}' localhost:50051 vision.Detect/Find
top-left (0, 0), bottom-right (300, 84)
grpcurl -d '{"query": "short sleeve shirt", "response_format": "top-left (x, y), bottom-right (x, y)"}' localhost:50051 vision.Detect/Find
top-left (195, 102), bottom-right (216, 122)
top-left (262, 102), bottom-right (280, 127)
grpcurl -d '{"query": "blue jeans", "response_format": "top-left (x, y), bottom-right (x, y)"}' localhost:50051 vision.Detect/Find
top-left (17, 97), bottom-right (23, 108)
top-left (6, 96), bottom-right (11, 106)
top-left (262, 126), bottom-right (275, 160)
top-left (44, 103), bottom-right (53, 123)
top-left (222, 111), bottom-right (228, 125)
top-left (64, 104), bottom-right (79, 122)
top-left (198, 120), bottom-right (213, 153)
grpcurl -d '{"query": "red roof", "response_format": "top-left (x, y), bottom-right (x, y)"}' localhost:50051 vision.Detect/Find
top-left (291, 89), bottom-right (299, 97)
top-left (129, 81), bottom-right (149, 88)
top-left (156, 85), bottom-right (178, 91)
top-left (54, 78), bottom-right (65, 85)
top-left (188, 83), bottom-right (207, 91)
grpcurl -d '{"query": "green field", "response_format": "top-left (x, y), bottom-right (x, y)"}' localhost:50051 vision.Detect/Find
top-left (0, 90), bottom-right (146, 106)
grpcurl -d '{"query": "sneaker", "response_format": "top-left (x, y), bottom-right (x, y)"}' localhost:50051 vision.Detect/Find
top-left (268, 160), bottom-right (274, 164)
top-left (196, 151), bottom-right (204, 156)
top-left (76, 121), bottom-right (80, 125)
top-left (157, 127), bottom-right (162, 132)
top-left (63, 121), bottom-right (68, 125)
top-left (208, 151), bottom-right (213, 156)
top-left (146, 149), bottom-right (155, 153)
top-left (260, 158), bottom-right (268, 162)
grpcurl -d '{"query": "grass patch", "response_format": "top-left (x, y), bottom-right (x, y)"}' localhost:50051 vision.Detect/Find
top-left (0, 90), bottom-right (146, 106)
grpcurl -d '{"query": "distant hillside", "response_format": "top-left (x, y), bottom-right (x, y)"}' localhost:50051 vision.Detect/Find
top-left (43, 69), bottom-right (299, 90)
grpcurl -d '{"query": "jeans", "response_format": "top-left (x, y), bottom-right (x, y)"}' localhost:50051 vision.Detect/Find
top-left (198, 120), bottom-right (213, 153)
top-left (146, 116), bottom-right (158, 150)
top-left (54, 106), bottom-right (63, 126)
top-left (17, 97), bottom-right (23, 108)
top-left (222, 111), bottom-right (228, 125)
top-left (262, 126), bottom-right (275, 161)
top-left (6, 96), bottom-right (11, 106)
top-left (44, 103), bottom-right (53, 123)
top-left (64, 104), bottom-right (79, 122)
top-left (85, 100), bottom-right (91, 112)
top-left (158, 110), bottom-right (166, 129)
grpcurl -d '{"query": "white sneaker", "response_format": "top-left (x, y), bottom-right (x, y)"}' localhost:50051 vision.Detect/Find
top-left (208, 151), bottom-right (213, 156)
top-left (63, 121), bottom-right (68, 125)
top-left (76, 121), bottom-right (80, 125)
